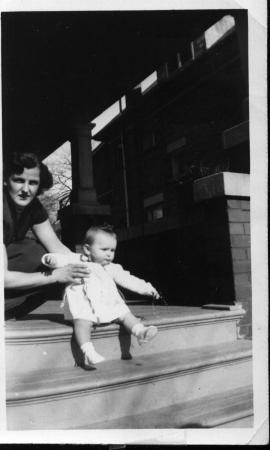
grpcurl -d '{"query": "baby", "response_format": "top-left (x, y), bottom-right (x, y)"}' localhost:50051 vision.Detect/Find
top-left (42, 224), bottom-right (160, 368)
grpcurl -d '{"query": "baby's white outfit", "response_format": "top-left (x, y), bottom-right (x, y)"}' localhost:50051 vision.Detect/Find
top-left (42, 253), bottom-right (155, 324)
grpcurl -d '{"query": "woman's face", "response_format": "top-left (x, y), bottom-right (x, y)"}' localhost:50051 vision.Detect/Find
top-left (6, 166), bottom-right (41, 207)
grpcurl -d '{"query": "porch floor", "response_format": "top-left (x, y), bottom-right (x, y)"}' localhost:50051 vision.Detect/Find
top-left (5, 300), bottom-right (245, 337)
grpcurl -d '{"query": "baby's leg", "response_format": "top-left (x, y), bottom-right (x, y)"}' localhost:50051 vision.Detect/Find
top-left (119, 312), bottom-right (158, 345)
top-left (73, 318), bottom-right (92, 347)
top-left (73, 319), bottom-right (105, 366)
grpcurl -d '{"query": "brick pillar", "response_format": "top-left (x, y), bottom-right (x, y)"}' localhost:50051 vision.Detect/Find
top-left (227, 198), bottom-right (251, 337)
top-left (193, 172), bottom-right (251, 338)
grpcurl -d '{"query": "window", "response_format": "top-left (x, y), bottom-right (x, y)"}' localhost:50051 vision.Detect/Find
top-left (144, 193), bottom-right (164, 222)
top-left (146, 204), bottom-right (164, 222)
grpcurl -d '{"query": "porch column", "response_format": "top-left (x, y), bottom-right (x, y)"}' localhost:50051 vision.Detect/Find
top-left (70, 122), bottom-right (97, 206)
top-left (59, 121), bottom-right (110, 249)
top-left (233, 12), bottom-right (249, 119)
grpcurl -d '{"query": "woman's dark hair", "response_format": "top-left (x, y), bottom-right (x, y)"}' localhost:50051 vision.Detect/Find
top-left (3, 152), bottom-right (53, 195)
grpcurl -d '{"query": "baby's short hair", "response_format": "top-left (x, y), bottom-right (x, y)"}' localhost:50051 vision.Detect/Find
top-left (84, 224), bottom-right (117, 245)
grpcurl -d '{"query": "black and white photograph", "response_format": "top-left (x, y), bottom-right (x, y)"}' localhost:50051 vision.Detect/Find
top-left (0, 0), bottom-right (268, 445)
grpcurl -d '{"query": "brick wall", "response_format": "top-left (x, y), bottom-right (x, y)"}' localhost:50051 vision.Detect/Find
top-left (227, 198), bottom-right (251, 337)
top-left (193, 173), bottom-right (251, 338)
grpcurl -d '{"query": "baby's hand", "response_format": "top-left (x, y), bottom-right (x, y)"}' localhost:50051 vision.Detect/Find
top-left (149, 285), bottom-right (161, 300)
top-left (44, 254), bottom-right (57, 268)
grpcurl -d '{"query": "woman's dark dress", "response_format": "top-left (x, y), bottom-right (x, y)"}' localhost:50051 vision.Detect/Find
top-left (3, 189), bottom-right (53, 318)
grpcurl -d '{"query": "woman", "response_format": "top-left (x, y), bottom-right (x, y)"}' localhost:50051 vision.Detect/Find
top-left (3, 152), bottom-right (90, 319)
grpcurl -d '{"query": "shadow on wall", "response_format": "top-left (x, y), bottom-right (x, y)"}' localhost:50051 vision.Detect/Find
top-left (117, 228), bottom-right (209, 307)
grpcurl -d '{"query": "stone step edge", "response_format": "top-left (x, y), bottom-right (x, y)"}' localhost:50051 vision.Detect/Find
top-left (76, 385), bottom-right (253, 429)
top-left (7, 340), bottom-right (252, 403)
top-left (5, 308), bottom-right (246, 344)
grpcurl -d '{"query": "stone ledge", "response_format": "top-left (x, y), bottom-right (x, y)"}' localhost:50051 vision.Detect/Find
top-left (193, 172), bottom-right (250, 202)
top-left (202, 303), bottom-right (244, 311)
top-left (7, 340), bottom-right (252, 402)
top-left (6, 303), bottom-right (246, 343)
top-left (87, 385), bottom-right (253, 429)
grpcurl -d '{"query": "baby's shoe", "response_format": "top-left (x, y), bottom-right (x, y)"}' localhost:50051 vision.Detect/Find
top-left (132, 323), bottom-right (158, 345)
top-left (83, 352), bottom-right (105, 369)
top-left (80, 342), bottom-right (105, 369)
top-left (138, 325), bottom-right (158, 345)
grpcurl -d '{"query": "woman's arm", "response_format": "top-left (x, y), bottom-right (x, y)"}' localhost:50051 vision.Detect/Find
top-left (32, 219), bottom-right (71, 254)
top-left (4, 219), bottom-right (90, 290)
top-left (3, 244), bottom-right (90, 290)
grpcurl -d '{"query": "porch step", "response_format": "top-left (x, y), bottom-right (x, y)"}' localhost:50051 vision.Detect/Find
top-left (79, 385), bottom-right (253, 429)
top-left (6, 339), bottom-right (252, 430)
top-left (5, 302), bottom-right (245, 375)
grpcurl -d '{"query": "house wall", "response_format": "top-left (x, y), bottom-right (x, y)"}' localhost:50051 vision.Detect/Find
top-left (91, 29), bottom-right (251, 335)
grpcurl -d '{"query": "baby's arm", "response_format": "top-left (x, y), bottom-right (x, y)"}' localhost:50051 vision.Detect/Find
top-left (107, 264), bottom-right (160, 299)
top-left (42, 252), bottom-right (87, 268)
top-left (40, 253), bottom-right (90, 285)
top-left (143, 283), bottom-right (160, 300)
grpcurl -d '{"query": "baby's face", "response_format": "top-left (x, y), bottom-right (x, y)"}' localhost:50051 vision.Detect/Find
top-left (87, 232), bottom-right (117, 266)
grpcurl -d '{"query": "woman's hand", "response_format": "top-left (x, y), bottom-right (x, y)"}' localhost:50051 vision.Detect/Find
top-left (51, 264), bottom-right (90, 285)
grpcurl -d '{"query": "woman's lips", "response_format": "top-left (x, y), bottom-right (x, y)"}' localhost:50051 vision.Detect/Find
top-left (18, 195), bottom-right (30, 200)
